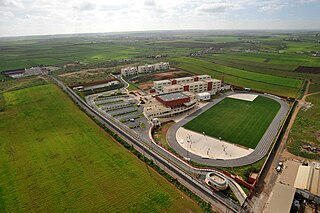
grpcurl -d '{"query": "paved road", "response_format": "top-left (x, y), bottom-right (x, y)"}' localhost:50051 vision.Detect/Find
top-left (49, 76), bottom-right (242, 212)
top-left (167, 92), bottom-right (290, 167)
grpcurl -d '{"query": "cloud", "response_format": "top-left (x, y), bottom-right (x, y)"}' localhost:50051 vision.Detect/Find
top-left (73, 1), bottom-right (96, 11)
top-left (259, 2), bottom-right (285, 12)
top-left (196, 2), bottom-right (234, 13)
top-left (297, 0), bottom-right (318, 3)
top-left (0, 0), bottom-right (23, 8)
top-left (144, 0), bottom-right (156, 7)
top-left (100, 4), bottom-right (124, 11)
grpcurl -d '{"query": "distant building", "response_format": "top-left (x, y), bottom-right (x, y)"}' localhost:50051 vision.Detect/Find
top-left (3, 66), bottom-right (58, 78)
top-left (120, 67), bottom-right (138, 76)
top-left (121, 62), bottom-right (170, 76)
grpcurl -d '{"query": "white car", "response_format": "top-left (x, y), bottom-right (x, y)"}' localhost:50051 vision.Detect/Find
top-left (276, 166), bottom-right (282, 172)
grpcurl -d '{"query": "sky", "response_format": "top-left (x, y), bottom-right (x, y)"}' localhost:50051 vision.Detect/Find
top-left (0, 0), bottom-right (320, 37)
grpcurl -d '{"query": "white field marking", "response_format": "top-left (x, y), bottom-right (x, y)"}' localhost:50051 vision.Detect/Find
top-left (228, 94), bottom-right (258, 102)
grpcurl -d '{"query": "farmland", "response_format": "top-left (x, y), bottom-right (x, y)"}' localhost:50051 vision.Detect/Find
top-left (172, 57), bottom-right (303, 97)
top-left (287, 93), bottom-right (320, 159)
top-left (0, 83), bottom-right (201, 212)
top-left (183, 96), bottom-right (281, 149)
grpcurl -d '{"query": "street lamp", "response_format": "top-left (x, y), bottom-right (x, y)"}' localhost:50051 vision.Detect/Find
top-left (187, 138), bottom-right (190, 159)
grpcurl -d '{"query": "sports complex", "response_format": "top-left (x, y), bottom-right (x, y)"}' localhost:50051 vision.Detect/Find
top-left (167, 92), bottom-right (290, 167)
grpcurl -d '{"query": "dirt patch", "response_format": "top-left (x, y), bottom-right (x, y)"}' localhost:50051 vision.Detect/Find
top-left (294, 66), bottom-right (320, 74)
top-left (300, 101), bottom-right (313, 111)
top-left (58, 68), bottom-right (113, 85)
top-left (157, 41), bottom-right (241, 48)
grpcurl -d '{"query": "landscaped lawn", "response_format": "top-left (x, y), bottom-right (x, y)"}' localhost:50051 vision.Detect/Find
top-left (0, 83), bottom-right (201, 213)
top-left (183, 96), bottom-right (281, 149)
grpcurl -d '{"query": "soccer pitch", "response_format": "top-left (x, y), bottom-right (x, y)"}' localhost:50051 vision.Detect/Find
top-left (183, 96), bottom-right (281, 149)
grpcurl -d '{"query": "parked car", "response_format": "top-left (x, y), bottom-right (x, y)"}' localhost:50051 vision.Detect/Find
top-left (276, 166), bottom-right (282, 172)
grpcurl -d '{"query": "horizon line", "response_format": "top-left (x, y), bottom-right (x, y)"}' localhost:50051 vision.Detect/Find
top-left (1, 28), bottom-right (320, 39)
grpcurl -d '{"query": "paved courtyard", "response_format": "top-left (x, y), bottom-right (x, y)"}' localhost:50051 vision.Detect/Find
top-left (176, 127), bottom-right (254, 159)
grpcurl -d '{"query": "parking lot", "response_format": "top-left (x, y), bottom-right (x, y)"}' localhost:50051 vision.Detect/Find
top-left (94, 95), bottom-right (144, 130)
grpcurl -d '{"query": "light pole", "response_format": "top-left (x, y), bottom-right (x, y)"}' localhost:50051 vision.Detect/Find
top-left (187, 138), bottom-right (190, 160)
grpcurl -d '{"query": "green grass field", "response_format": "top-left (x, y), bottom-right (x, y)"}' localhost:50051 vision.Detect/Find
top-left (288, 93), bottom-right (320, 159)
top-left (172, 57), bottom-right (303, 98)
top-left (0, 83), bottom-right (201, 212)
top-left (184, 96), bottom-right (281, 149)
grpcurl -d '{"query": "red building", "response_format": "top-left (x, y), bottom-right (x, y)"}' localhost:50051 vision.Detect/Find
top-left (155, 93), bottom-right (191, 108)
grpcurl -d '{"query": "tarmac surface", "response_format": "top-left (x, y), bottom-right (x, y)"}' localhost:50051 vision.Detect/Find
top-left (167, 92), bottom-right (290, 167)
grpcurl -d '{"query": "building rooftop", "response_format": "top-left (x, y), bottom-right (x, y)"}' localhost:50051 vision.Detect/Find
top-left (266, 183), bottom-right (295, 213)
top-left (196, 74), bottom-right (211, 78)
top-left (197, 92), bottom-right (211, 96)
top-left (294, 165), bottom-right (312, 190)
top-left (163, 84), bottom-right (183, 90)
top-left (154, 79), bottom-right (171, 84)
top-left (203, 79), bottom-right (221, 83)
top-left (157, 92), bottom-right (188, 102)
top-left (174, 76), bottom-right (194, 81)
top-left (181, 81), bottom-right (207, 86)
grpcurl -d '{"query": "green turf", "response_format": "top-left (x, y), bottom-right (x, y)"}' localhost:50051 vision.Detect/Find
top-left (0, 83), bottom-right (201, 213)
top-left (184, 96), bottom-right (281, 149)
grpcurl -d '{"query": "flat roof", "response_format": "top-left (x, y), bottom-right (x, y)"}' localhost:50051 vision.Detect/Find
top-left (157, 92), bottom-right (188, 101)
top-left (174, 76), bottom-right (193, 81)
top-left (182, 81), bottom-right (207, 86)
top-left (163, 84), bottom-right (183, 89)
top-left (266, 183), bottom-right (295, 213)
top-left (197, 92), bottom-right (211, 96)
top-left (154, 79), bottom-right (171, 84)
top-left (294, 165), bottom-right (312, 190)
top-left (203, 79), bottom-right (221, 83)
top-left (197, 74), bottom-right (211, 78)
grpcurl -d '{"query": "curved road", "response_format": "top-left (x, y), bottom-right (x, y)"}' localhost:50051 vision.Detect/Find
top-left (167, 92), bottom-right (290, 167)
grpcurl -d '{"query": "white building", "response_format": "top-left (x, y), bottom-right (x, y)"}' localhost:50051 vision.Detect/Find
top-left (138, 64), bottom-right (155, 73)
top-left (121, 67), bottom-right (138, 76)
top-left (154, 62), bottom-right (170, 71)
top-left (154, 79), bottom-right (172, 90)
top-left (162, 84), bottom-right (184, 93)
top-left (121, 62), bottom-right (170, 76)
top-left (197, 92), bottom-right (211, 101)
top-left (153, 75), bottom-right (221, 95)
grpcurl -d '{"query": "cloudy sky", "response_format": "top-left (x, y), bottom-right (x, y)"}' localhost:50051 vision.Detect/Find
top-left (0, 0), bottom-right (320, 37)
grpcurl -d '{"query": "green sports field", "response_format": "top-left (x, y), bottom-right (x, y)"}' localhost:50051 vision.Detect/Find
top-left (183, 96), bottom-right (281, 149)
top-left (0, 83), bottom-right (201, 212)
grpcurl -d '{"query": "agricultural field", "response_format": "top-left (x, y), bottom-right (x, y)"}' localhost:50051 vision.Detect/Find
top-left (183, 96), bottom-right (281, 149)
top-left (0, 32), bottom-right (319, 98)
top-left (287, 93), bottom-right (320, 159)
top-left (0, 83), bottom-right (202, 212)
top-left (172, 57), bottom-right (303, 97)
top-left (0, 38), bottom-right (141, 71)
